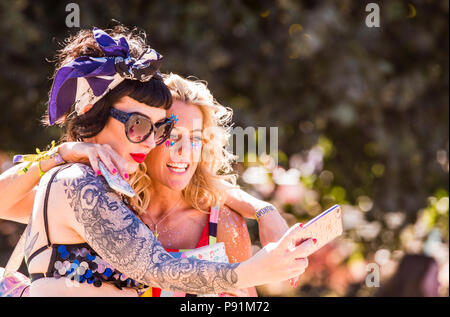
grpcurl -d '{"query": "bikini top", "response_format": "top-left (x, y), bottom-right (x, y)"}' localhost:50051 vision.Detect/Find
top-left (143, 205), bottom-right (219, 297)
top-left (25, 165), bottom-right (147, 292)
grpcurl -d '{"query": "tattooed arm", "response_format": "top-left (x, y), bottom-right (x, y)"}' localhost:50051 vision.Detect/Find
top-left (58, 163), bottom-right (238, 294)
top-left (53, 163), bottom-right (311, 294)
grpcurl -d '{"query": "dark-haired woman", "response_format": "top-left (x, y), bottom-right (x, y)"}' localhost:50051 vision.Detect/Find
top-left (1, 27), bottom-right (313, 296)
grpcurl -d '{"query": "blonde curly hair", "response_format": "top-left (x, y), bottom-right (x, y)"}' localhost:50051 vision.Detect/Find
top-left (128, 73), bottom-right (237, 215)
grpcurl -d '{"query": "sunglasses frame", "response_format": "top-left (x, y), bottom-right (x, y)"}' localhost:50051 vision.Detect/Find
top-left (109, 108), bottom-right (175, 145)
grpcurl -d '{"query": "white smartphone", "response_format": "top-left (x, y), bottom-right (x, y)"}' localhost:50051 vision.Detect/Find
top-left (98, 161), bottom-right (135, 198)
top-left (296, 204), bottom-right (343, 254)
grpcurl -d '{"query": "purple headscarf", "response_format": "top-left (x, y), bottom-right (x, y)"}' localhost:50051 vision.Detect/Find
top-left (48, 27), bottom-right (163, 125)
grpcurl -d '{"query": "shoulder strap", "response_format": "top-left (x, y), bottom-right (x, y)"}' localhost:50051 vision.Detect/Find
top-left (20, 165), bottom-right (70, 269)
top-left (42, 166), bottom-right (63, 247)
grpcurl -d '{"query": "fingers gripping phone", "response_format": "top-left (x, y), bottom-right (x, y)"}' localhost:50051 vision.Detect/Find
top-left (297, 204), bottom-right (343, 254)
top-left (98, 161), bottom-right (135, 198)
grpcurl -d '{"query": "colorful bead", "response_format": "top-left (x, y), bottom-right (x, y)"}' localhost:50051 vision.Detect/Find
top-left (84, 270), bottom-right (93, 279)
top-left (58, 267), bottom-right (67, 276)
top-left (93, 280), bottom-right (102, 288)
top-left (77, 266), bottom-right (86, 276)
top-left (104, 268), bottom-right (113, 277)
top-left (54, 261), bottom-right (63, 270)
top-left (80, 248), bottom-right (89, 257)
top-left (57, 245), bottom-right (67, 253)
top-left (89, 262), bottom-right (98, 272)
top-left (97, 264), bottom-right (105, 274)
top-left (63, 261), bottom-right (71, 270)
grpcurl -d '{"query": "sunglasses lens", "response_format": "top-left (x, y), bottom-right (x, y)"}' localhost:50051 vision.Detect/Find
top-left (154, 119), bottom-right (175, 145)
top-left (126, 114), bottom-right (154, 143)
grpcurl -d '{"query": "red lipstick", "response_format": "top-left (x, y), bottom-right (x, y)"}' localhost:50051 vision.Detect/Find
top-left (130, 153), bottom-right (147, 163)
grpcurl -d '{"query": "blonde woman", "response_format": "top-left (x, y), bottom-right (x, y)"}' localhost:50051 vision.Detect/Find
top-left (133, 73), bottom-right (266, 296)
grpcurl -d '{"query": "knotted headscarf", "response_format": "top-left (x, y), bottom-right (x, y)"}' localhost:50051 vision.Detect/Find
top-left (48, 27), bottom-right (163, 125)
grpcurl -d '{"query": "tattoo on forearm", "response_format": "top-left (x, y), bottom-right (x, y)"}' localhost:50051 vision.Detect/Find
top-left (63, 164), bottom-right (239, 294)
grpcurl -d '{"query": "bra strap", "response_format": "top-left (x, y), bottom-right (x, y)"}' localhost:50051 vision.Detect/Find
top-left (25, 164), bottom-right (71, 266)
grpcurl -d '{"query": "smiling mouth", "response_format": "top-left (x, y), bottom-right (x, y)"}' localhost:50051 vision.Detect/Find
top-left (166, 162), bottom-right (190, 174)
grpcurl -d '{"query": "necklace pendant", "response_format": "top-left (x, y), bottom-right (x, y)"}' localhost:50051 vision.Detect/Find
top-left (153, 230), bottom-right (159, 238)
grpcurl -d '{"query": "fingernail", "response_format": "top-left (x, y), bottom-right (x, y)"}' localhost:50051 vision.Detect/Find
top-left (294, 281), bottom-right (298, 287)
top-left (96, 170), bottom-right (101, 176)
top-left (112, 168), bottom-right (117, 175)
top-left (312, 238), bottom-right (317, 244)
top-left (299, 223), bottom-right (303, 228)
top-left (219, 293), bottom-right (224, 297)
top-left (124, 173), bottom-right (129, 179)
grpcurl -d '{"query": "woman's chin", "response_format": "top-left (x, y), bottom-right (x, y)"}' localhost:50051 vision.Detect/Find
top-left (126, 162), bottom-right (139, 175)
top-left (167, 179), bottom-right (189, 192)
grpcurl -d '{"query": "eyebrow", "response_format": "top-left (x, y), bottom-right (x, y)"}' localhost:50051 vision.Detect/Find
top-left (173, 128), bottom-right (203, 133)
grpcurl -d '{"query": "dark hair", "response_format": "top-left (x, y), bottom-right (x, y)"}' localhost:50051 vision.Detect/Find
top-left (43, 25), bottom-right (172, 141)
top-left (375, 254), bottom-right (437, 297)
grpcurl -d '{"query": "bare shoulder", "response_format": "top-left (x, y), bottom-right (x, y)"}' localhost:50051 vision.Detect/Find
top-left (49, 163), bottom-right (95, 183)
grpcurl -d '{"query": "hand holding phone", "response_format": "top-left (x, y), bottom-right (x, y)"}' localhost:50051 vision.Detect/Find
top-left (296, 204), bottom-right (343, 255)
top-left (98, 160), bottom-right (135, 198)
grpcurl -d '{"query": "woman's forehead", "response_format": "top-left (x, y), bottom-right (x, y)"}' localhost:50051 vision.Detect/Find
top-left (169, 100), bottom-right (203, 127)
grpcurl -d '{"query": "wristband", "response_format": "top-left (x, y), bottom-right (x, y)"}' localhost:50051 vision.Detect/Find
top-left (255, 205), bottom-right (275, 221)
top-left (13, 140), bottom-right (65, 176)
top-left (37, 161), bottom-right (46, 177)
top-left (50, 150), bottom-right (66, 166)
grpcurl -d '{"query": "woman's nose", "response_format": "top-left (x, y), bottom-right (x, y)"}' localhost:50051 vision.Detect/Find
top-left (142, 132), bottom-right (157, 150)
top-left (175, 136), bottom-right (191, 160)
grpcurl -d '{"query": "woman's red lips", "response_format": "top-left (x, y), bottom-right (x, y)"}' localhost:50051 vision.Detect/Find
top-left (130, 153), bottom-right (147, 163)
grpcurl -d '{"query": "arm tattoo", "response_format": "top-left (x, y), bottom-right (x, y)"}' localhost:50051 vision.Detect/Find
top-left (63, 164), bottom-right (240, 294)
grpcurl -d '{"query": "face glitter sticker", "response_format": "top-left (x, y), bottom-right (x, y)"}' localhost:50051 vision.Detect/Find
top-left (165, 140), bottom-right (176, 148)
top-left (168, 114), bottom-right (179, 124)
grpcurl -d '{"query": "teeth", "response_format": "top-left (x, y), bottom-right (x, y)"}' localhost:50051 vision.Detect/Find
top-left (168, 167), bottom-right (186, 173)
top-left (167, 162), bottom-right (188, 169)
